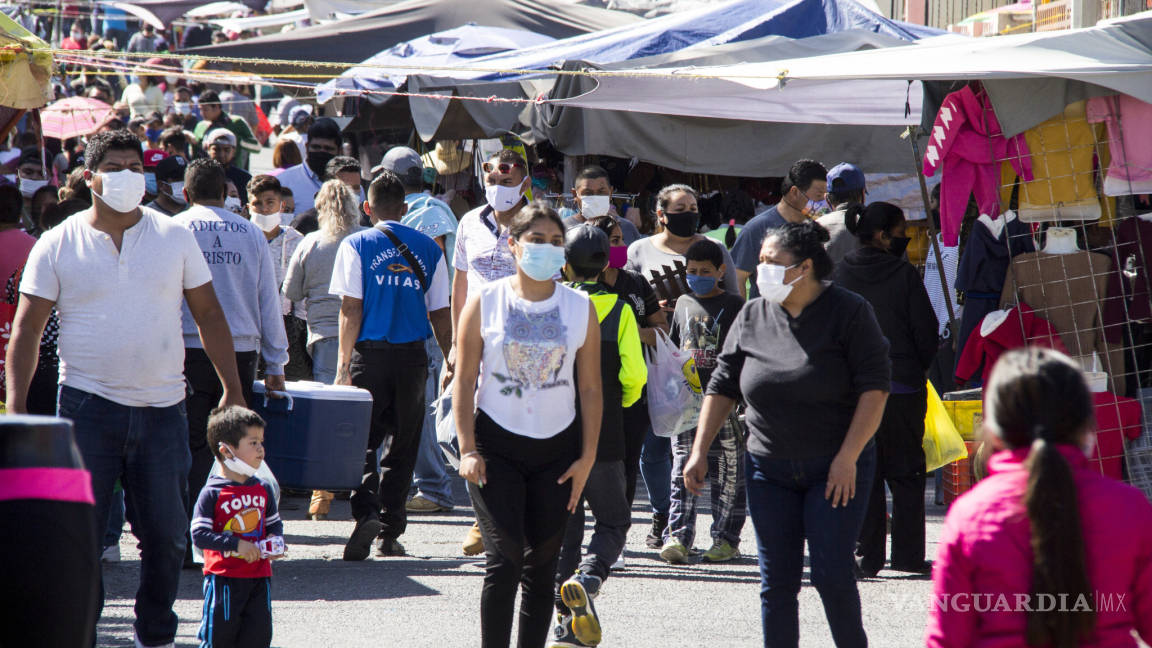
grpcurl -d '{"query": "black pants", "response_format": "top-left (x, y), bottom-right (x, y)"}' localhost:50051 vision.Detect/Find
top-left (348, 342), bottom-right (428, 539)
top-left (184, 348), bottom-right (258, 552)
top-left (198, 575), bottom-right (272, 648)
top-left (25, 356), bottom-right (60, 415)
top-left (0, 499), bottom-right (99, 647)
top-left (622, 400), bottom-right (648, 506)
top-left (555, 460), bottom-right (630, 614)
top-left (857, 392), bottom-right (928, 573)
top-left (469, 410), bottom-right (579, 648)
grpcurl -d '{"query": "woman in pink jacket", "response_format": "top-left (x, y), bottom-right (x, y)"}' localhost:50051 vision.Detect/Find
top-left (926, 348), bottom-right (1152, 648)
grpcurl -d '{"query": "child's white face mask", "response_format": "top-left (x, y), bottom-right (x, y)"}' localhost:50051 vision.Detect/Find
top-left (219, 443), bottom-right (258, 477)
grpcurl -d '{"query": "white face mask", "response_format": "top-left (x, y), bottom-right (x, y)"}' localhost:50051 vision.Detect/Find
top-left (225, 196), bottom-right (243, 213)
top-left (279, 212), bottom-right (295, 227)
top-left (19, 176), bottom-right (48, 198)
top-left (174, 101), bottom-right (192, 115)
top-left (579, 195), bottom-right (611, 218)
top-left (485, 182), bottom-right (524, 213)
top-left (756, 262), bottom-right (801, 303)
top-left (219, 443), bottom-right (258, 477)
top-left (165, 181), bottom-right (187, 205)
top-left (250, 209), bottom-right (281, 232)
top-left (93, 169), bottom-right (146, 213)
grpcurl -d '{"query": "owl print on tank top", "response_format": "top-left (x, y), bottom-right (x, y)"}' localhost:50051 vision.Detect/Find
top-left (494, 305), bottom-right (569, 398)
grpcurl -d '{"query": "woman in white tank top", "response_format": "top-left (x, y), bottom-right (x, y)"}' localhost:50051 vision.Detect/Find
top-left (453, 203), bottom-right (602, 648)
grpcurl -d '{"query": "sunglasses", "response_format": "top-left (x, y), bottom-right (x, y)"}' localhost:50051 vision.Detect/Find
top-left (482, 162), bottom-right (524, 175)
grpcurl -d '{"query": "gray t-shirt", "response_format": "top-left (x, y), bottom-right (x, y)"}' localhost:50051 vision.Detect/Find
top-left (563, 213), bottom-right (642, 246)
top-left (730, 206), bottom-right (786, 298)
top-left (625, 236), bottom-right (740, 300)
top-left (283, 226), bottom-right (366, 347)
top-left (816, 209), bottom-right (859, 267)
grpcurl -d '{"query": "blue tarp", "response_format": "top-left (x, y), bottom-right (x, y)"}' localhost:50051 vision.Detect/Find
top-left (316, 24), bottom-right (554, 104)
top-left (444, 0), bottom-right (943, 82)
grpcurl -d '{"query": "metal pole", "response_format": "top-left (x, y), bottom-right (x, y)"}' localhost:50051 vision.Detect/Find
top-left (907, 126), bottom-right (958, 331)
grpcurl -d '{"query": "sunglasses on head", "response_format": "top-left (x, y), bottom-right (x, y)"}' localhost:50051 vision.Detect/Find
top-left (482, 162), bottom-right (524, 175)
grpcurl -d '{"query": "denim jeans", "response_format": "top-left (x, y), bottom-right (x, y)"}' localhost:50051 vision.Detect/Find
top-left (59, 385), bottom-right (191, 647)
top-left (310, 337), bottom-right (339, 385)
top-left (104, 487), bottom-right (125, 548)
top-left (639, 427), bottom-right (671, 517)
top-left (411, 337), bottom-right (453, 507)
top-left (745, 443), bottom-right (876, 648)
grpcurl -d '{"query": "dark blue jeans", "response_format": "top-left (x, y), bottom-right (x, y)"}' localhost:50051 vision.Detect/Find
top-left (745, 443), bottom-right (876, 648)
top-left (639, 427), bottom-right (671, 517)
top-left (59, 385), bottom-right (191, 647)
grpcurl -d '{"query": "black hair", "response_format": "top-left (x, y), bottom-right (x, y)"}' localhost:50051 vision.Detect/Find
top-left (184, 158), bottom-right (227, 203)
top-left (575, 165), bottom-right (610, 185)
top-left (487, 149), bottom-right (527, 180)
top-left (40, 198), bottom-right (88, 231)
top-left (206, 406), bottom-right (265, 462)
top-left (508, 201), bottom-right (564, 240)
top-left (198, 89), bottom-right (220, 106)
top-left (844, 201), bottom-right (905, 245)
top-left (828, 188), bottom-right (865, 207)
top-left (60, 167), bottom-right (92, 204)
top-left (307, 117), bottom-right (342, 145)
top-left (84, 130), bottom-right (143, 171)
top-left (31, 185), bottom-right (57, 208)
top-left (586, 215), bottom-right (621, 242)
top-left (685, 239), bottom-right (723, 269)
top-left (279, 186), bottom-right (294, 198)
top-left (325, 155), bottom-right (361, 180)
top-left (780, 159), bottom-right (828, 196)
top-left (766, 220), bottom-right (833, 280)
top-left (367, 169), bottom-right (405, 215)
top-left (247, 174), bottom-right (281, 199)
top-left (565, 225), bottom-right (609, 281)
top-left (655, 183), bottom-right (698, 213)
top-left (159, 127), bottom-right (186, 151)
top-left (0, 185), bottom-right (22, 224)
top-left (984, 348), bottom-right (1096, 648)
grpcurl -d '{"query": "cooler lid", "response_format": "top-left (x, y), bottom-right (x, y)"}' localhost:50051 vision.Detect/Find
top-left (252, 380), bottom-right (374, 402)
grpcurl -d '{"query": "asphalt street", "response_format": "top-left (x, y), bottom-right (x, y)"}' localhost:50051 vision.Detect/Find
top-left (99, 475), bottom-right (945, 648)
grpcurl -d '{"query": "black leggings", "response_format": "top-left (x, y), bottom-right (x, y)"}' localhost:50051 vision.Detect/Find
top-left (469, 410), bottom-right (580, 648)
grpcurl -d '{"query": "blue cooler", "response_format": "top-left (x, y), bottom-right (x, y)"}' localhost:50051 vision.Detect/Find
top-left (252, 381), bottom-right (373, 490)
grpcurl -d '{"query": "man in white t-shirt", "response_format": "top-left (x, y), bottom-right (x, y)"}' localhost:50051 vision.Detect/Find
top-left (4, 131), bottom-right (244, 648)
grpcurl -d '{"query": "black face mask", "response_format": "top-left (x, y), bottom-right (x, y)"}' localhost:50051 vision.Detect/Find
top-left (663, 211), bottom-right (699, 238)
top-left (889, 236), bottom-right (911, 258)
top-left (306, 150), bottom-right (334, 178)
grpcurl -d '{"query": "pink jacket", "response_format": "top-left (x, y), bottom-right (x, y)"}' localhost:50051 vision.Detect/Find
top-left (922, 85), bottom-right (1032, 246)
top-left (926, 445), bottom-right (1152, 648)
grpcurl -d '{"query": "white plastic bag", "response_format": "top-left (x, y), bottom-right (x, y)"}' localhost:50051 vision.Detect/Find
top-left (646, 330), bottom-right (703, 438)
top-left (434, 380), bottom-right (460, 469)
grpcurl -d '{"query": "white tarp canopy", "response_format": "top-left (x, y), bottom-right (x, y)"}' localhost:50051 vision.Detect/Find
top-left (556, 12), bottom-right (1152, 133)
top-left (211, 8), bottom-right (309, 33)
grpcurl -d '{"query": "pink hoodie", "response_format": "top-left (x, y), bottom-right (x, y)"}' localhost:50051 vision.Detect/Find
top-left (926, 445), bottom-right (1152, 648)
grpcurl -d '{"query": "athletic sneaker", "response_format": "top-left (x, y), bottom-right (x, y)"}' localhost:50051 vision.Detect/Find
top-left (659, 539), bottom-right (689, 564)
top-left (406, 494), bottom-right (453, 513)
top-left (559, 573), bottom-right (602, 646)
top-left (548, 614), bottom-right (588, 648)
top-left (702, 539), bottom-right (739, 563)
top-left (645, 513), bottom-right (668, 549)
top-left (610, 554), bottom-right (626, 571)
top-left (343, 518), bottom-right (383, 561)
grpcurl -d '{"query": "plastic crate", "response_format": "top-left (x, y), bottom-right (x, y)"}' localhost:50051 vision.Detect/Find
top-left (948, 401), bottom-right (983, 443)
top-left (941, 441), bottom-right (978, 508)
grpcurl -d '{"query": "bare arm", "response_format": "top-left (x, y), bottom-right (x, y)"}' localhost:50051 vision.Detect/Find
top-left (639, 308), bottom-right (670, 347)
top-left (684, 394), bottom-right (738, 495)
top-left (3, 294), bottom-right (54, 414)
top-left (826, 389), bottom-right (888, 507)
top-left (451, 269), bottom-right (468, 340)
top-left (558, 301), bottom-right (602, 512)
top-left (334, 296), bottom-right (363, 386)
top-left (184, 282), bottom-right (245, 408)
top-left (453, 295), bottom-right (485, 486)
top-left (429, 307), bottom-right (452, 361)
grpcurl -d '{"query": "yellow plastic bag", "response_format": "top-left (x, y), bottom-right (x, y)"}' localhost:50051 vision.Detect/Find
top-left (923, 382), bottom-right (969, 472)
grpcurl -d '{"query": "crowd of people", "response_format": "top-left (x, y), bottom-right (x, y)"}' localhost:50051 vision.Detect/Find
top-left (2, 16), bottom-right (1152, 648)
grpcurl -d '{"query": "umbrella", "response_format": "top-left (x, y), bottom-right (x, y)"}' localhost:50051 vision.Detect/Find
top-left (40, 97), bottom-right (114, 139)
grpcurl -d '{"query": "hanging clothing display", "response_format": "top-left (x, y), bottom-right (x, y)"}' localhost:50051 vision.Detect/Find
top-left (1016, 100), bottom-right (1104, 223)
top-left (954, 302), bottom-right (1066, 387)
top-left (954, 211), bottom-right (1035, 362)
top-left (922, 84), bottom-right (1032, 246)
top-left (1102, 214), bottom-right (1152, 344)
top-left (1001, 249), bottom-right (1126, 395)
top-left (1087, 94), bottom-right (1152, 196)
top-left (923, 233), bottom-right (959, 338)
top-left (1090, 391), bottom-right (1142, 481)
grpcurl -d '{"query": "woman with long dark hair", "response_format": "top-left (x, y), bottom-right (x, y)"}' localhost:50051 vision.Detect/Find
top-left (833, 201), bottom-right (938, 577)
top-left (453, 203), bottom-right (602, 648)
top-left (926, 348), bottom-right (1152, 648)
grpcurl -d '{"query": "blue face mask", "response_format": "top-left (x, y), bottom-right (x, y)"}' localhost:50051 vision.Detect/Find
top-left (686, 273), bottom-right (717, 296)
top-left (145, 128), bottom-right (161, 142)
top-left (144, 172), bottom-right (157, 195)
top-left (517, 242), bottom-right (565, 282)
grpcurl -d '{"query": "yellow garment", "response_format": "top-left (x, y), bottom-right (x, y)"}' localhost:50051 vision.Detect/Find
top-left (1016, 101), bottom-right (1103, 222)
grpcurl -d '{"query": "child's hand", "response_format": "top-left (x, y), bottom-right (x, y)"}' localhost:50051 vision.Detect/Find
top-left (236, 540), bottom-right (261, 563)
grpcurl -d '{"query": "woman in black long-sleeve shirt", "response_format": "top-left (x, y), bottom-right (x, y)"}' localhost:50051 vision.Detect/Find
top-left (685, 221), bottom-right (890, 648)
top-left (833, 202), bottom-right (938, 578)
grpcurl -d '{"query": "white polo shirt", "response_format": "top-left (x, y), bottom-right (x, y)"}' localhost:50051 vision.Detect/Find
top-left (20, 207), bottom-right (213, 407)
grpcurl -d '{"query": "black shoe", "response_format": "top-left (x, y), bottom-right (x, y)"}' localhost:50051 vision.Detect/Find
top-left (645, 513), bottom-right (668, 550)
top-left (343, 518), bottom-right (383, 561)
top-left (854, 558), bottom-right (880, 580)
top-left (375, 536), bottom-right (405, 557)
top-left (890, 560), bottom-right (933, 575)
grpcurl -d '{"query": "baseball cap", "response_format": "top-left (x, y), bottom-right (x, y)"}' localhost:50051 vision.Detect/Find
top-left (564, 224), bottom-right (609, 277)
top-left (376, 146), bottom-right (423, 185)
top-left (288, 105), bottom-right (312, 128)
top-left (143, 149), bottom-right (167, 167)
top-left (204, 128), bottom-right (236, 148)
top-left (826, 162), bottom-right (866, 193)
top-left (155, 155), bottom-right (187, 183)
